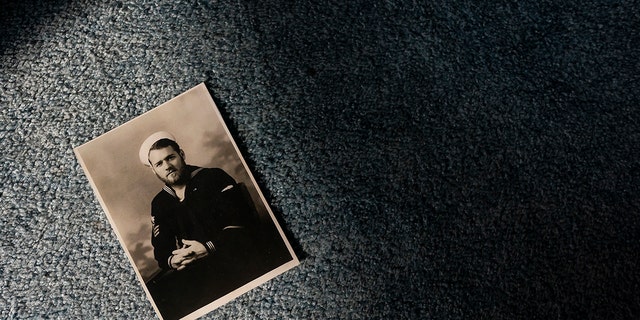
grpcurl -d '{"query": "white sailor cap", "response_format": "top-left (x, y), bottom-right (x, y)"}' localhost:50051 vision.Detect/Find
top-left (139, 131), bottom-right (176, 166)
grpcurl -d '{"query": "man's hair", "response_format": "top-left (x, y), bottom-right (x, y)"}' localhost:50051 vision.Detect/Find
top-left (149, 138), bottom-right (181, 159)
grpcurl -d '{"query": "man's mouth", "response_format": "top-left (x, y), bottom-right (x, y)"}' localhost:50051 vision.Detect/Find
top-left (166, 170), bottom-right (177, 178)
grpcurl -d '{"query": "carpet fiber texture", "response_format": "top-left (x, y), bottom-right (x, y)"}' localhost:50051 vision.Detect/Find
top-left (1, 0), bottom-right (639, 319)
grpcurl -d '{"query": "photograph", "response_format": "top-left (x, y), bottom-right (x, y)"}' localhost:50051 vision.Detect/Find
top-left (74, 83), bottom-right (299, 320)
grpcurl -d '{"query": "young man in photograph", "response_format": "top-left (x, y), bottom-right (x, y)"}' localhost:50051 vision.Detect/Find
top-left (140, 131), bottom-right (262, 318)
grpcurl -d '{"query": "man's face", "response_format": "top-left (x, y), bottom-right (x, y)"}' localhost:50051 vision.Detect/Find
top-left (148, 146), bottom-right (188, 186)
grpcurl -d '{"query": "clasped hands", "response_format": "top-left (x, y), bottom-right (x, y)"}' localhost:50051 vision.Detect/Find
top-left (169, 239), bottom-right (209, 271)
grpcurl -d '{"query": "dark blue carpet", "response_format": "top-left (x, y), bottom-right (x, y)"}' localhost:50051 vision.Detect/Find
top-left (1, 0), bottom-right (639, 319)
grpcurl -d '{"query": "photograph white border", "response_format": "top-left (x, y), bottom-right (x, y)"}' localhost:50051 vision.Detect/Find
top-left (74, 83), bottom-right (299, 320)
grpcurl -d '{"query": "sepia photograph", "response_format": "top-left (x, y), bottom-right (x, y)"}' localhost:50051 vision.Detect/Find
top-left (74, 83), bottom-right (299, 320)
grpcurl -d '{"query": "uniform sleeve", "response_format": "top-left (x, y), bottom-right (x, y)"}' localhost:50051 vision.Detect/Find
top-left (210, 168), bottom-right (236, 191)
top-left (206, 179), bottom-right (260, 256)
top-left (189, 168), bottom-right (255, 255)
top-left (151, 199), bottom-right (177, 270)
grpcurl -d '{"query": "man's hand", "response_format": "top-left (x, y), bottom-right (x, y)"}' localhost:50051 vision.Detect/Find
top-left (170, 239), bottom-right (209, 270)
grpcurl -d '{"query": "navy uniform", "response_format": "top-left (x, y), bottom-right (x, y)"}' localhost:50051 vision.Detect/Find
top-left (148, 165), bottom-right (262, 319)
top-left (151, 165), bottom-right (256, 270)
